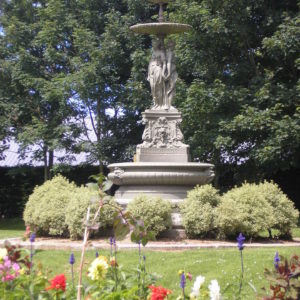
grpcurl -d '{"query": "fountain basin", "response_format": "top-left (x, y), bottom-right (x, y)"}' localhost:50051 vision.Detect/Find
top-left (130, 22), bottom-right (192, 35)
top-left (108, 162), bottom-right (214, 205)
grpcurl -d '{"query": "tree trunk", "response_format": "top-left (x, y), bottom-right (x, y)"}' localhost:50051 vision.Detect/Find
top-left (99, 160), bottom-right (104, 174)
top-left (48, 150), bottom-right (54, 179)
top-left (43, 145), bottom-right (48, 182)
top-left (96, 99), bottom-right (103, 174)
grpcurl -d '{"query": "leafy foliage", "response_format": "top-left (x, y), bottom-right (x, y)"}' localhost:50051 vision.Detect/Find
top-left (216, 182), bottom-right (275, 238)
top-left (261, 254), bottom-right (300, 300)
top-left (23, 175), bottom-right (78, 236)
top-left (65, 189), bottom-right (119, 240)
top-left (127, 195), bottom-right (172, 237)
top-left (257, 181), bottom-right (299, 237)
top-left (169, 0), bottom-right (300, 185)
top-left (180, 185), bottom-right (220, 238)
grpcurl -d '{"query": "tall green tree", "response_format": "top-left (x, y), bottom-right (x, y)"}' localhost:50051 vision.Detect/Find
top-left (0, 0), bottom-right (153, 177)
top-left (0, 0), bottom-right (80, 180)
top-left (168, 0), bottom-right (300, 186)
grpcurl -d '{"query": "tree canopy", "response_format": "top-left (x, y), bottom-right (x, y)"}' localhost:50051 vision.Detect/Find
top-left (170, 0), bottom-right (300, 185)
top-left (0, 0), bottom-right (299, 188)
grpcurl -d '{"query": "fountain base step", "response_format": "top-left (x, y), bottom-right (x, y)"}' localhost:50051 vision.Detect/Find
top-left (158, 229), bottom-right (187, 240)
top-left (114, 185), bottom-right (194, 206)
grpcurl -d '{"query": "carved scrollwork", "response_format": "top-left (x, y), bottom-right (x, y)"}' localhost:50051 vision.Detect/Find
top-left (138, 116), bottom-right (188, 149)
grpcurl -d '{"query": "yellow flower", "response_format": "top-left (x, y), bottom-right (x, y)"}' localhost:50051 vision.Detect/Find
top-left (88, 256), bottom-right (109, 281)
top-left (190, 293), bottom-right (197, 300)
top-left (178, 269), bottom-right (184, 276)
top-left (19, 268), bottom-right (25, 275)
top-left (0, 248), bottom-right (7, 261)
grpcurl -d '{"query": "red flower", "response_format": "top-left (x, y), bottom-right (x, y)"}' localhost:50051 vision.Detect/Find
top-left (148, 285), bottom-right (172, 300)
top-left (45, 274), bottom-right (66, 292)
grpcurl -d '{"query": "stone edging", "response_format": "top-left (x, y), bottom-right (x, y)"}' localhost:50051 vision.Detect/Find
top-left (1, 238), bottom-right (300, 251)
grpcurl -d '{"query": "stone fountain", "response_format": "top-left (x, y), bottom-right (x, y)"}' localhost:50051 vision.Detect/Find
top-left (108, 0), bottom-right (214, 229)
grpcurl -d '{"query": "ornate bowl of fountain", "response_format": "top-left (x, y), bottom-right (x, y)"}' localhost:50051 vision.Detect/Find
top-left (108, 0), bottom-right (214, 228)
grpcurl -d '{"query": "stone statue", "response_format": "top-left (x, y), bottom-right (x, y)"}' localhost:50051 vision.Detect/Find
top-left (147, 39), bottom-right (166, 109)
top-left (147, 39), bottom-right (178, 110)
top-left (164, 40), bottom-right (177, 110)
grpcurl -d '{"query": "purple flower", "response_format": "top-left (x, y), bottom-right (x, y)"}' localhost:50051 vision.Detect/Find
top-left (274, 252), bottom-right (280, 268)
top-left (29, 233), bottom-right (36, 243)
top-left (180, 272), bottom-right (186, 289)
top-left (237, 233), bottom-right (245, 250)
top-left (69, 253), bottom-right (75, 265)
top-left (109, 237), bottom-right (113, 246)
top-left (95, 251), bottom-right (99, 258)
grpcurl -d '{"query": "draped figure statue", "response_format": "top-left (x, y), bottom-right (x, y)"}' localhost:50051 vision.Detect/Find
top-left (164, 40), bottom-right (177, 110)
top-left (147, 39), bottom-right (177, 110)
top-left (147, 39), bottom-right (166, 109)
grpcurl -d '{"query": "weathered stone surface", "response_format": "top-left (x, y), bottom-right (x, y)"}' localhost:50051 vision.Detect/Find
top-left (130, 23), bottom-right (192, 35)
top-left (113, 185), bottom-right (194, 207)
top-left (136, 109), bottom-right (190, 162)
top-left (108, 162), bottom-right (215, 211)
top-left (136, 147), bottom-right (190, 163)
top-left (108, 162), bottom-right (214, 186)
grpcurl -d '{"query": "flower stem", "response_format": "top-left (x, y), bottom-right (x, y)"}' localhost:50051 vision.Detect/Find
top-left (77, 201), bottom-right (103, 300)
top-left (239, 250), bottom-right (244, 296)
top-left (71, 264), bottom-right (74, 288)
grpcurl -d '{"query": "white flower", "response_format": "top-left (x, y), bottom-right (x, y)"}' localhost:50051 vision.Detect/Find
top-left (0, 248), bottom-right (7, 261)
top-left (208, 279), bottom-right (221, 300)
top-left (88, 256), bottom-right (109, 281)
top-left (191, 275), bottom-right (205, 297)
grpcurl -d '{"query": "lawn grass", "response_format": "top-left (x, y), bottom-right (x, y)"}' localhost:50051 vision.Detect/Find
top-left (0, 219), bottom-right (299, 298)
top-left (0, 218), bottom-right (25, 239)
top-left (32, 247), bottom-right (300, 300)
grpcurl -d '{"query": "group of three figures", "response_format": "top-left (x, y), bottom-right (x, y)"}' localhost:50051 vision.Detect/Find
top-left (147, 39), bottom-right (178, 110)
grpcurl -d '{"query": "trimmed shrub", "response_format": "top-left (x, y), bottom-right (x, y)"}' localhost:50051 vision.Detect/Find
top-left (257, 181), bottom-right (299, 237)
top-left (65, 190), bottom-right (120, 239)
top-left (180, 185), bottom-right (220, 238)
top-left (216, 182), bottom-right (275, 238)
top-left (23, 175), bottom-right (77, 236)
top-left (127, 195), bottom-right (172, 237)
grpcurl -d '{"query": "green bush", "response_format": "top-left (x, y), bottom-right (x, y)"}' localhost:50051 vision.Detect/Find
top-left (65, 190), bottom-right (120, 239)
top-left (257, 181), bottom-right (299, 237)
top-left (216, 182), bottom-right (276, 238)
top-left (180, 185), bottom-right (220, 238)
top-left (127, 195), bottom-right (172, 237)
top-left (23, 175), bottom-right (77, 236)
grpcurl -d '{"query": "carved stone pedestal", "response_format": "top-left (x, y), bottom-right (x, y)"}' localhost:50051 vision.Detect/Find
top-left (136, 109), bottom-right (190, 162)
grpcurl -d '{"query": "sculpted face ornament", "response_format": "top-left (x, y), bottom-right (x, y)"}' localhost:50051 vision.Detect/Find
top-left (108, 167), bottom-right (125, 185)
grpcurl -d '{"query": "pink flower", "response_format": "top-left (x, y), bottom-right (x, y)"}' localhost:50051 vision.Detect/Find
top-left (4, 257), bottom-right (11, 268)
top-left (2, 274), bottom-right (15, 282)
top-left (12, 263), bottom-right (20, 272)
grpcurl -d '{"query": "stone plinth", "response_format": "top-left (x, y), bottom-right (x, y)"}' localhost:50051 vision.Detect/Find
top-left (136, 109), bottom-right (190, 162)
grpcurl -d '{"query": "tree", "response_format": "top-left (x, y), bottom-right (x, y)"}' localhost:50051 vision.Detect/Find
top-left (169, 0), bottom-right (300, 186)
top-left (65, 0), bottom-right (155, 169)
top-left (0, 0), bottom-right (79, 180)
top-left (0, 0), bottom-right (153, 178)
